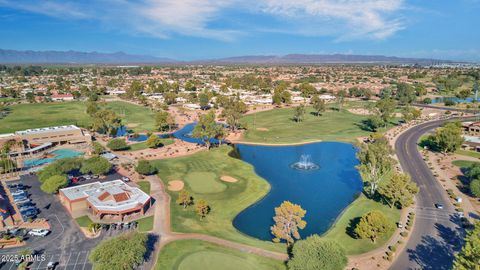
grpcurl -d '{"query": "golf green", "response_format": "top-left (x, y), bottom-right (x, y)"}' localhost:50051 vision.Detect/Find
top-left (184, 172), bottom-right (227, 194)
top-left (178, 251), bottom-right (257, 270)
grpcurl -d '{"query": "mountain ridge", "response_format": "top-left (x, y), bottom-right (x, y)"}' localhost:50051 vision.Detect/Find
top-left (0, 49), bottom-right (455, 64)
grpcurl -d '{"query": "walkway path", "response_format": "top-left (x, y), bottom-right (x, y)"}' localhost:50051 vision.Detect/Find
top-left (144, 175), bottom-right (288, 269)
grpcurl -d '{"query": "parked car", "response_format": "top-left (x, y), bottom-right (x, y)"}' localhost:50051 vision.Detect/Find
top-left (13, 195), bottom-right (28, 202)
top-left (14, 198), bottom-right (31, 204)
top-left (11, 190), bottom-right (27, 196)
top-left (435, 203), bottom-right (444, 209)
top-left (28, 229), bottom-right (49, 237)
top-left (121, 176), bottom-right (130, 182)
top-left (20, 206), bottom-right (37, 212)
top-left (47, 261), bottom-right (57, 270)
top-left (8, 183), bottom-right (25, 189)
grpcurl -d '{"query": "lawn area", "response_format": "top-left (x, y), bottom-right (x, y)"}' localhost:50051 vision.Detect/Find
top-left (150, 145), bottom-right (284, 253)
top-left (322, 194), bottom-right (400, 255)
top-left (137, 181), bottom-right (151, 194)
top-left (104, 101), bottom-right (156, 131)
top-left (239, 107), bottom-right (392, 144)
top-left (75, 215), bottom-right (94, 228)
top-left (0, 100), bottom-right (156, 133)
top-left (452, 160), bottom-right (479, 168)
top-left (456, 149), bottom-right (480, 159)
top-left (127, 138), bottom-right (175, 151)
top-left (155, 240), bottom-right (285, 270)
top-left (137, 216), bottom-right (154, 232)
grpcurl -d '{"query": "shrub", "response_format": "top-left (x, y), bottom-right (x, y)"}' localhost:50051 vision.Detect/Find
top-left (389, 245), bottom-right (397, 252)
top-left (287, 236), bottom-right (347, 270)
top-left (400, 232), bottom-right (408, 237)
top-left (107, 138), bottom-right (129, 151)
top-left (135, 160), bottom-right (157, 175)
top-left (40, 175), bottom-right (68, 194)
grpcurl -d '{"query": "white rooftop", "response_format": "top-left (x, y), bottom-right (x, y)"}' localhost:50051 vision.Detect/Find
top-left (16, 125), bottom-right (80, 136)
top-left (60, 180), bottom-right (150, 212)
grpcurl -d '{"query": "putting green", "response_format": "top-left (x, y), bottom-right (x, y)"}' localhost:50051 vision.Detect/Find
top-left (178, 251), bottom-right (257, 270)
top-left (184, 172), bottom-right (226, 194)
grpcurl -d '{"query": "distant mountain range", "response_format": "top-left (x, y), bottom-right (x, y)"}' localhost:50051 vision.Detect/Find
top-left (0, 49), bottom-right (453, 65)
top-left (0, 49), bottom-right (175, 64)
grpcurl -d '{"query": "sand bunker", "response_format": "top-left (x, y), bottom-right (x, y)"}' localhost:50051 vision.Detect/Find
top-left (168, 180), bottom-right (184, 191)
top-left (220, 175), bottom-right (238, 183)
top-left (256, 128), bottom-right (269, 131)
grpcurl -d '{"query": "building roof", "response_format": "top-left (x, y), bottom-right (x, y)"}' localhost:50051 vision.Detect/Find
top-left (60, 180), bottom-right (150, 212)
top-left (15, 125), bottom-right (80, 136)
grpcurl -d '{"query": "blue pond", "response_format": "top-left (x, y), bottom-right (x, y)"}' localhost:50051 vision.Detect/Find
top-left (233, 142), bottom-right (363, 240)
top-left (23, 149), bottom-right (83, 168)
top-left (127, 123), bottom-right (224, 145)
top-left (431, 96), bottom-right (480, 104)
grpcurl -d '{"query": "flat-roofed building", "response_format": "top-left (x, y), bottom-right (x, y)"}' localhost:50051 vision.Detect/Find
top-left (15, 125), bottom-right (91, 146)
top-left (59, 180), bottom-right (151, 220)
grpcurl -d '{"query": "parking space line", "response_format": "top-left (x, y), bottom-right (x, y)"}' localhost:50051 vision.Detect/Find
top-left (7, 261), bottom-right (15, 270)
top-left (72, 252), bottom-right (82, 270)
top-left (63, 252), bottom-right (73, 269)
top-left (82, 251), bottom-right (89, 270)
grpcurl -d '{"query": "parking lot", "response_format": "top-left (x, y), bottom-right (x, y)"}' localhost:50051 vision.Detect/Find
top-left (0, 172), bottom-right (127, 265)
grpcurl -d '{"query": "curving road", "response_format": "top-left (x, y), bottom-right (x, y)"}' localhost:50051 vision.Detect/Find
top-left (390, 117), bottom-right (473, 270)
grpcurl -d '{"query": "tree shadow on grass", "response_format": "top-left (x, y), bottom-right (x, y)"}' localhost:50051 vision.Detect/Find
top-left (346, 217), bottom-right (362, 238)
top-left (144, 233), bottom-right (159, 262)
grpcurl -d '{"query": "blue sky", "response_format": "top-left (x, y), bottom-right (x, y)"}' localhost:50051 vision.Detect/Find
top-left (0, 0), bottom-right (479, 61)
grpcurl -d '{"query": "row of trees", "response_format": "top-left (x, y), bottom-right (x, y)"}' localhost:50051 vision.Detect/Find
top-left (38, 155), bottom-right (112, 193)
top-left (357, 134), bottom-right (419, 208)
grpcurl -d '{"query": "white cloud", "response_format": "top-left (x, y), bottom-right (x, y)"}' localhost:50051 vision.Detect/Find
top-left (0, 0), bottom-right (407, 41)
top-left (258, 0), bottom-right (405, 40)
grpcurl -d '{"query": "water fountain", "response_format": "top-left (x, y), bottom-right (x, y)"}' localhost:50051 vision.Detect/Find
top-left (291, 154), bottom-right (319, 170)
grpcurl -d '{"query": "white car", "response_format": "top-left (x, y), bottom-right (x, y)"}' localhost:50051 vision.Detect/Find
top-left (28, 229), bottom-right (50, 237)
top-left (121, 176), bottom-right (130, 182)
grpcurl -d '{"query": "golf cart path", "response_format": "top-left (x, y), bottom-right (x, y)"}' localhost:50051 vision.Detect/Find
top-left (145, 175), bottom-right (288, 266)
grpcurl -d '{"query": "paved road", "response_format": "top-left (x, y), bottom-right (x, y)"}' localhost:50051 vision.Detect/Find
top-left (391, 118), bottom-right (473, 270)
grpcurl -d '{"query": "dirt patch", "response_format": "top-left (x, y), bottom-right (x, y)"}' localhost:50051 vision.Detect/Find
top-left (126, 123), bottom-right (139, 128)
top-left (347, 108), bottom-right (372, 116)
top-left (256, 127), bottom-right (269, 131)
top-left (220, 175), bottom-right (238, 183)
top-left (168, 180), bottom-right (184, 191)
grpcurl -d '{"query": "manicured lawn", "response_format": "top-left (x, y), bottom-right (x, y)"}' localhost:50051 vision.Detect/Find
top-left (75, 215), bottom-right (94, 228)
top-left (0, 102), bottom-right (91, 133)
top-left (150, 146), bottom-right (284, 252)
top-left (155, 240), bottom-right (286, 270)
top-left (184, 172), bottom-right (227, 194)
top-left (137, 181), bottom-right (151, 194)
top-left (0, 100), bottom-right (156, 133)
top-left (322, 194), bottom-right (400, 255)
top-left (456, 149), bottom-right (480, 159)
top-left (239, 107), bottom-right (392, 144)
top-left (104, 101), bottom-right (156, 131)
top-left (452, 160), bottom-right (479, 168)
top-left (127, 138), bottom-right (175, 152)
top-left (137, 216), bottom-right (154, 232)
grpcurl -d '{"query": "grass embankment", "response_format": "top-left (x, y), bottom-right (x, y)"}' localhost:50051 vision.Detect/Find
top-left (239, 106), bottom-right (393, 144)
top-left (75, 215), bottom-right (94, 228)
top-left (322, 194), bottom-right (400, 255)
top-left (127, 138), bottom-right (175, 152)
top-left (137, 181), bottom-right (151, 194)
top-left (456, 149), bottom-right (480, 159)
top-left (150, 145), bottom-right (284, 252)
top-left (156, 240), bottom-right (286, 270)
top-left (452, 160), bottom-right (480, 168)
top-left (137, 216), bottom-right (154, 232)
top-left (0, 100), bottom-right (156, 133)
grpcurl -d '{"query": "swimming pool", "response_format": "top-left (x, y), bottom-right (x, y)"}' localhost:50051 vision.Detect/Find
top-left (23, 149), bottom-right (83, 168)
top-left (233, 142), bottom-right (362, 240)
